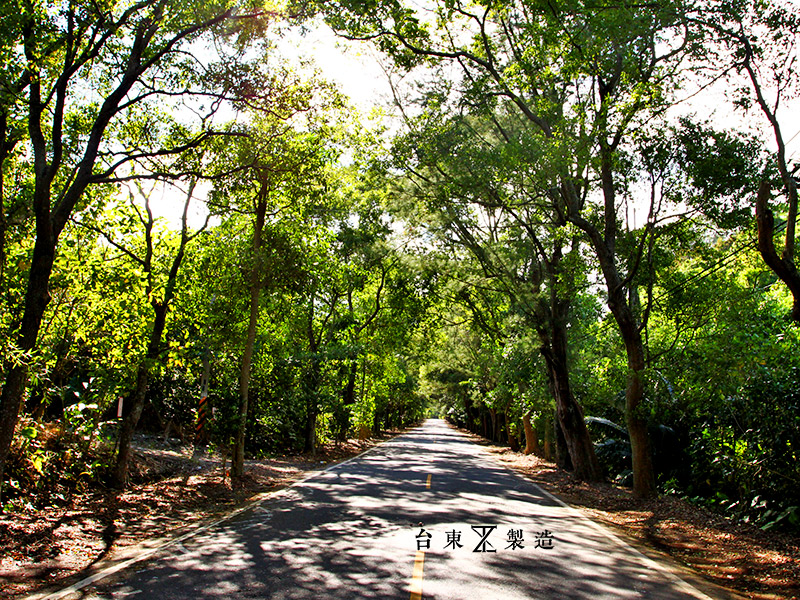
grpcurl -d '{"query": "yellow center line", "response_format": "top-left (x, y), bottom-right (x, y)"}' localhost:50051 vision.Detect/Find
top-left (409, 550), bottom-right (425, 600)
top-left (410, 475), bottom-right (432, 598)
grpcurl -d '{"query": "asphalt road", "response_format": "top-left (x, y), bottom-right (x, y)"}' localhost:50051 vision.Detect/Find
top-left (70, 419), bottom-right (716, 600)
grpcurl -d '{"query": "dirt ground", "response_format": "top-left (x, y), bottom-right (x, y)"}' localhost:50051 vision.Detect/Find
top-left (1, 427), bottom-right (799, 600)
top-left (480, 443), bottom-right (800, 600)
top-left (0, 436), bottom-right (385, 600)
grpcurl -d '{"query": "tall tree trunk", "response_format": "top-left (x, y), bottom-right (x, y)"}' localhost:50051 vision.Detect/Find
top-left (620, 325), bottom-right (654, 497)
top-left (567, 153), bottom-right (657, 497)
top-left (612, 295), bottom-right (655, 496)
top-left (542, 353), bottom-right (602, 480)
top-left (112, 181), bottom-right (199, 487)
top-left (0, 232), bottom-right (55, 498)
top-left (465, 401), bottom-right (476, 433)
top-left (372, 411), bottom-right (380, 437)
top-left (522, 412), bottom-right (540, 455)
top-left (232, 281), bottom-right (261, 478)
top-left (232, 189), bottom-right (268, 479)
top-left (538, 312), bottom-right (603, 481)
top-left (337, 359), bottom-right (358, 440)
top-left (505, 409), bottom-right (519, 451)
top-left (303, 287), bottom-right (323, 454)
top-left (533, 241), bottom-right (603, 481)
top-left (113, 304), bottom-right (168, 487)
top-left (194, 349), bottom-right (211, 450)
top-left (554, 417), bottom-right (571, 470)
top-left (303, 358), bottom-right (321, 454)
top-left (756, 180), bottom-right (800, 321)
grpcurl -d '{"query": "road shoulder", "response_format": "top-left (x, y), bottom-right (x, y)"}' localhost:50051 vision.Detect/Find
top-left (1, 435), bottom-right (397, 600)
top-left (456, 424), bottom-right (799, 600)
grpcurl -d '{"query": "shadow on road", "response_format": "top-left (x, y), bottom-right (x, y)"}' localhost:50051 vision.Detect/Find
top-left (89, 420), bottom-right (708, 600)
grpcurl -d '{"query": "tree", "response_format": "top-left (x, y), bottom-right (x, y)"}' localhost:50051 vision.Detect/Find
top-left (0, 0), bottom-right (279, 494)
top-left (219, 106), bottom-right (340, 477)
top-left (391, 104), bottom-right (602, 480)
top-left (695, 0), bottom-right (800, 321)
top-left (79, 179), bottom-right (210, 486)
top-left (310, 0), bottom-right (698, 493)
top-left (330, 177), bottom-right (395, 439)
top-left (622, 228), bottom-right (800, 523)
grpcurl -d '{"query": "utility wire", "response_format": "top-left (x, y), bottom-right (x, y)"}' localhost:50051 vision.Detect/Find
top-left (571, 219), bottom-right (789, 344)
top-left (656, 219), bottom-right (787, 304)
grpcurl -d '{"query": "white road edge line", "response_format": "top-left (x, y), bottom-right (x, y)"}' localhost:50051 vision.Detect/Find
top-left (26, 435), bottom-right (396, 600)
top-left (472, 440), bottom-right (717, 600)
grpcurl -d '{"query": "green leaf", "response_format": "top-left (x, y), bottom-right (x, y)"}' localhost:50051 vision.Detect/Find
top-left (19, 426), bottom-right (38, 440)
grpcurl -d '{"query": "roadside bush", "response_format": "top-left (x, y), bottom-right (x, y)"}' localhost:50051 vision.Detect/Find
top-left (2, 411), bottom-right (115, 512)
top-left (683, 365), bottom-right (800, 532)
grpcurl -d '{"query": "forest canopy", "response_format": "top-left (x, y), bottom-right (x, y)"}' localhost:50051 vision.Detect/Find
top-left (0, 0), bottom-right (798, 533)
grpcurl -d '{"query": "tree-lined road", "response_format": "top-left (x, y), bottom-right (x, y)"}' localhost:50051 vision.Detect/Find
top-left (78, 420), bottom-right (716, 600)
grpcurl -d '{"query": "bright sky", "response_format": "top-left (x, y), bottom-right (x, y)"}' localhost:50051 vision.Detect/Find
top-left (286, 12), bottom-right (800, 170)
top-left (151, 12), bottom-right (800, 228)
top-left (150, 21), bottom-right (393, 227)
top-left (282, 22), bottom-right (393, 113)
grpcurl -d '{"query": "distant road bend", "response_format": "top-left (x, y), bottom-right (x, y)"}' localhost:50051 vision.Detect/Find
top-left (67, 419), bottom-right (717, 600)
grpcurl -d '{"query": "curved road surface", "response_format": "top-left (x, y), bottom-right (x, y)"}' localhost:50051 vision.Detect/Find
top-left (65, 419), bottom-right (717, 600)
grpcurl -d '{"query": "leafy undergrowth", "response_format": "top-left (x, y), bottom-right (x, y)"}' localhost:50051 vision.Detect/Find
top-left (483, 443), bottom-right (800, 600)
top-left (0, 435), bottom-right (388, 600)
top-left (1, 415), bottom-right (117, 513)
